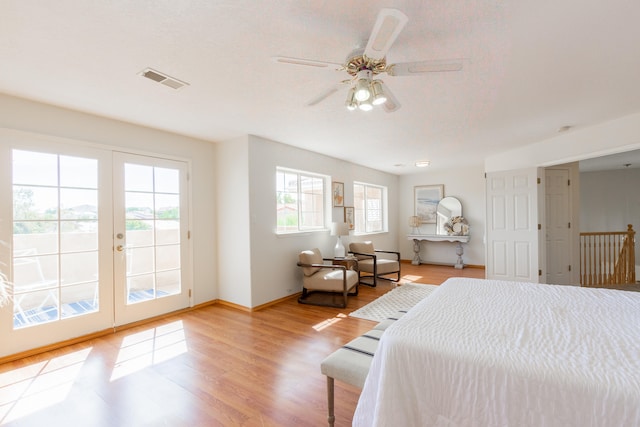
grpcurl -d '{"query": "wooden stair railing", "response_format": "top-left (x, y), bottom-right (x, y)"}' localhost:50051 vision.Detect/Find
top-left (580, 224), bottom-right (636, 287)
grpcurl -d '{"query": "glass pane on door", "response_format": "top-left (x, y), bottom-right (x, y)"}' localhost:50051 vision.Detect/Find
top-left (123, 163), bottom-right (181, 304)
top-left (12, 150), bottom-right (99, 329)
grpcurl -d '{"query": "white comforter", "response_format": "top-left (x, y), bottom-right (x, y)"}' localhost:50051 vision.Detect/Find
top-left (353, 278), bottom-right (640, 426)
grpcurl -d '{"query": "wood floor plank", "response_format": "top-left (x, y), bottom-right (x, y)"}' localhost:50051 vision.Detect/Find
top-left (0, 264), bottom-right (484, 426)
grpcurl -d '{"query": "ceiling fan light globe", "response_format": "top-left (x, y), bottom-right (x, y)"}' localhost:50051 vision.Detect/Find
top-left (371, 80), bottom-right (387, 105)
top-left (354, 89), bottom-right (370, 101)
top-left (354, 79), bottom-right (371, 101)
top-left (372, 94), bottom-right (387, 105)
top-left (358, 100), bottom-right (373, 111)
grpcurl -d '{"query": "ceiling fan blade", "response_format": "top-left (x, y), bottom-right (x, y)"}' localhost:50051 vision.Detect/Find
top-left (306, 85), bottom-right (342, 106)
top-left (272, 56), bottom-right (342, 70)
top-left (364, 9), bottom-right (408, 60)
top-left (387, 59), bottom-right (464, 76)
top-left (381, 84), bottom-right (401, 113)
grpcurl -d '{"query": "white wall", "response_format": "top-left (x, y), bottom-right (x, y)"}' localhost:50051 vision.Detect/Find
top-left (580, 168), bottom-right (640, 262)
top-left (0, 93), bottom-right (218, 304)
top-left (398, 163), bottom-right (486, 267)
top-left (216, 136), bottom-right (252, 307)
top-left (244, 135), bottom-right (399, 308)
top-left (485, 112), bottom-right (640, 172)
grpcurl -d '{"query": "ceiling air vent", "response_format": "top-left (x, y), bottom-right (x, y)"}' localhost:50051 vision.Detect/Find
top-left (139, 68), bottom-right (189, 90)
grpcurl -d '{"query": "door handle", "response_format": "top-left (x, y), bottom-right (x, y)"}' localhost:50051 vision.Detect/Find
top-left (116, 245), bottom-right (125, 252)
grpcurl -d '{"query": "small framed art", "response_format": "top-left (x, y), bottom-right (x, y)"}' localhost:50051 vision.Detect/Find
top-left (344, 206), bottom-right (355, 230)
top-left (332, 181), bottom-right (344, 207)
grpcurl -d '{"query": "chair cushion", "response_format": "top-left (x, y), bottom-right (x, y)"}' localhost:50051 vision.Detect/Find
top-left (299, 248), bottom-right (323, 276)
top-left (304, 269), bottom-right (358, 292)
top-left (349, 242), bottom-right (375, 260)
top-left (362, 258), bottom-right (399, 275)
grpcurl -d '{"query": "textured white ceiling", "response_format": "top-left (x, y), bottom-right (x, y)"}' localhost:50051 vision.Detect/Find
top-left (1, 1), bottom-right (639, 174)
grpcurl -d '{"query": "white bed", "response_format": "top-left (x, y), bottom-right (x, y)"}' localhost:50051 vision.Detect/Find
top-left (353, 278), bottom-right (640, 426)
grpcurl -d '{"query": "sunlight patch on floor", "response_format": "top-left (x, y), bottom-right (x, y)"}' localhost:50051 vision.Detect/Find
top-left (312, 313), bottom-right (347, 331)
top-left (400, 274), bottom-right (423, 283)
top-left (0, 347), bottom-right (91, 425)
top-left (110, 320), bottom-right (187, 381)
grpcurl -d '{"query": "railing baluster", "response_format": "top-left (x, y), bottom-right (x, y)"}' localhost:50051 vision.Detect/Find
top-left (579, 225), bottom-right (635, 287)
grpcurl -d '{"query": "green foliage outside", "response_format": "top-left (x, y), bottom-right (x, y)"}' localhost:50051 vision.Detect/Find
top-left (126, 220), bottom-right (152, 230)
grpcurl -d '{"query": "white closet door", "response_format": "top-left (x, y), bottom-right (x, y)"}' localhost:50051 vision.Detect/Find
top-left (485, 168), bottom-right (542, 282)
top-left (545, 168), bottom-right (572, 284)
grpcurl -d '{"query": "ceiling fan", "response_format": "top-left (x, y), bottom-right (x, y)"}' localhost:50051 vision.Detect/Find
top-left (274, 8), bottom-right (463, 112)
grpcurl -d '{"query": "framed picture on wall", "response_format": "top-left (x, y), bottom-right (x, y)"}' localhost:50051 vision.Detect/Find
top-left (414, 184), bottom-right (444, 224)
top-left (344, 206), bottom-right (355, 230)
top-left (332, 181), bottom-right (344, 207)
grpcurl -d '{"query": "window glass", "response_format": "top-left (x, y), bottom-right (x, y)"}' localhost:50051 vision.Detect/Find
top-left (354, 182), bottom-right (386, 233)
top-left (276, 168), bottom-right (327, 233)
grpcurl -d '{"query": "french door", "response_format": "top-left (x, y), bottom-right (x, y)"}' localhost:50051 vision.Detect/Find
top-left (0, 135), bottom-right (190, 357)
top-left (112, 152), bottom-right (190, 326)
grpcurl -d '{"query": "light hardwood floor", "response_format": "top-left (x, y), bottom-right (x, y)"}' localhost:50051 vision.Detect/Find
top-left (0, 264), bottom-right (484, 427)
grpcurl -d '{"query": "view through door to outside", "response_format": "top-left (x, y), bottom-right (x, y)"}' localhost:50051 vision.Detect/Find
top-left (12, 150), bottom-right (100, 329)
top-left (120, 162), bottom-right (182, 304)
top-left (7, 148), bottom-right (189, 339)
top-left (112, 152), bottom-right (190, 327)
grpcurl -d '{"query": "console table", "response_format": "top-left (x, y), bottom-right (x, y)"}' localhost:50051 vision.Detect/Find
top-left (407, 234), bottom-right (470, 269)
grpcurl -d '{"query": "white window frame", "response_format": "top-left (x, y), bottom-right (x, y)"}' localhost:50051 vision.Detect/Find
top-left (353, 181), bottom-right (388, 234)
top-left (276, 167), bottom-right (328, 234)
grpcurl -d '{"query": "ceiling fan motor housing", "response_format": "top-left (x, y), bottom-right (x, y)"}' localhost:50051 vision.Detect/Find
top-left (345, 48), bottom-right (388, 76)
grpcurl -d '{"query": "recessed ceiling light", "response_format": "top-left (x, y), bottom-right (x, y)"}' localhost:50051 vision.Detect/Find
top-left (415, 161), bottom-right (430, 167)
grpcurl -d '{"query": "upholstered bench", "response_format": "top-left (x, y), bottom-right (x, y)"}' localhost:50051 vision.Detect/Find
top-left (373, 309), bottom-right (407, 331)
top-left (319, 310), bottom-right (408, 426)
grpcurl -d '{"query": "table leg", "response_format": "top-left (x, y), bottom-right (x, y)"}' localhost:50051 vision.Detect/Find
top-left (412, 239), bottom-right (422, 265)
top-left (454, 242), bottom-right (465, 269)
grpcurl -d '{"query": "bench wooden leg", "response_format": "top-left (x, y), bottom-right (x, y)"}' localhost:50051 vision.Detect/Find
top-left (327, 376), bottom-right (335, 427)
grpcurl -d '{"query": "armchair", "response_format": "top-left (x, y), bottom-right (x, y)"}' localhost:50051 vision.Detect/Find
top-left (297, 248), bottom-right (359, 308)
top-left (349, 242), bottom-right (401, 287)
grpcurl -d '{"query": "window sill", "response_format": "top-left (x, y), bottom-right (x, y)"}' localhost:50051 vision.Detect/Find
top-left (276, 229), bottom-right (329, 238)
top-left (352, 231), bottom-right (388, 237)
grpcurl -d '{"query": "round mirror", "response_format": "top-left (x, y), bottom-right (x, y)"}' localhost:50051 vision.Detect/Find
top-left (436, 197), bottom-right (462, 235)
